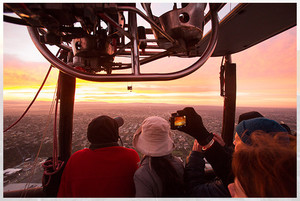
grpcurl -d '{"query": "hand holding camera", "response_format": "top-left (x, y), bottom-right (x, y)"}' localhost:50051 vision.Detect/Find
top-left (171, 107), bottom-right (213, 146)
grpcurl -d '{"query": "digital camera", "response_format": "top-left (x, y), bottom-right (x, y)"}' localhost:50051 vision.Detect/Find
top-left (170, 113), bottom-right (186, 129)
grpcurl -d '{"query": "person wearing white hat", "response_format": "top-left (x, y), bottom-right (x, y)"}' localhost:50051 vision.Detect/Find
top-left (132, 116), bottom-right (184, 197)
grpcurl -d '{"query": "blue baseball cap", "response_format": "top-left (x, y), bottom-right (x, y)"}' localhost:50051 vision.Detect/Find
top-left (236, 117), bottom-right (288, 145)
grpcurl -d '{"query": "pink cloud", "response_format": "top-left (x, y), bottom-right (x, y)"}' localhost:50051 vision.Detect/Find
top-left (3, 54), bottom-right (58, 87)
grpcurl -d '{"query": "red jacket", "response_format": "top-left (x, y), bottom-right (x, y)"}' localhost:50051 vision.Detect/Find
top-left (57, 146), bottom-right (140, 197)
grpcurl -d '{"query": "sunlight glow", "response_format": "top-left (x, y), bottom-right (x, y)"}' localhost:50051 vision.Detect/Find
top-left (2, 4), bottom-right (297, 109)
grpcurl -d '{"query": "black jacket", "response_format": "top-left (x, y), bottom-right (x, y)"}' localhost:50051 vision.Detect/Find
top-left (184, 142), bottom-right (233, 197)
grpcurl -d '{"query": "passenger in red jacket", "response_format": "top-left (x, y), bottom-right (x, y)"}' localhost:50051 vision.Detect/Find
top-left (57, 115), bottom-right (140, 197)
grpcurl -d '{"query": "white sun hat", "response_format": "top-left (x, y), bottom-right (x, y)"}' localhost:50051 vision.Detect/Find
top-left (133, 116), bottom-right (175, 157)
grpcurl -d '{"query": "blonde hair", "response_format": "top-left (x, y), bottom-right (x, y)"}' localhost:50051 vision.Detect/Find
top-left (232, 131), bottom-right (296, 197)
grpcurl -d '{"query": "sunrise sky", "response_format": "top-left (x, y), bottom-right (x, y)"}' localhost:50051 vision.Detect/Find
top-left (2, 3), bottom-right (298, 109)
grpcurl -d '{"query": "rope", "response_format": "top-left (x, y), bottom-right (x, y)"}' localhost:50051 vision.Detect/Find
top-left (4, 48), bottom-right (61, 196)
top-left (41, 82), bottom-right (65, 187)
top-left (40, 77), bottom-right (64, 188)
top-left (19, 49), bottom-right (61, 197)
top-left (4, 48), bottom-right (66, 195)
top-left (52, 83), bottom-right (59, 170)
top-left (3, 66), bottom-right (53, 132)
top-left (220, 56), bottom-right (225, 97)
top-left (21, 68), bottom-right (59, 197)
top-left (3, 48), bottom-right (62, 133)
top-left (41, 58), bottom-right (65, 190)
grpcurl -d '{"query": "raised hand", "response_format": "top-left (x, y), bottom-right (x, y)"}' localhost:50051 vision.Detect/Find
top-left (176, 107), bottom-right (213, 146)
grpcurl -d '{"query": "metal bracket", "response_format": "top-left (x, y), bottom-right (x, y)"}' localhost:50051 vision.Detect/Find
top-left (27, 5), bottom-right (219, 82)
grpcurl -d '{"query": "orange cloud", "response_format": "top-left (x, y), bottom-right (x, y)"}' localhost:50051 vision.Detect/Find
top-left (4, 54), bottom-right (59, 88)
top-left (3, 22), bottom-right (296, 108)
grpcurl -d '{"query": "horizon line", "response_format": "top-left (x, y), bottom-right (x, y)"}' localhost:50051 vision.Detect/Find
top-left (3, 100), bottom-right (297, 110)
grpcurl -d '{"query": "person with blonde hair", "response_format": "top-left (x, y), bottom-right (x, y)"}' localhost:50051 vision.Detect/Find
top-left (228, 132), bottom-right (296, 197)
top-left (132, 116), bottom-right (184, 197)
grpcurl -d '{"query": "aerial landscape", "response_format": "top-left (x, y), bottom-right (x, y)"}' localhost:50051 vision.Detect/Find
top-left (2, 2), bottom-right (297, 198)
top-left (3, 101), bottom-right (297, 189)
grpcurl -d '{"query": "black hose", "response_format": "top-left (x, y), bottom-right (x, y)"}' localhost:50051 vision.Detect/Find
top-left (4, 15), bottom-right (31, 26)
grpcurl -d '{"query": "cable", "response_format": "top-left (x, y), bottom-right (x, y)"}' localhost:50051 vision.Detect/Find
top-left (52, 83), bottom-right (59, 170)
top-left (220, 56), bottom-right (225, 97)
top-left (4, 49), bottom-right (62, 133)
top-left (3, 66), bottom-right (52, 132)
top-left (21, 71), bottom-right (59, 197)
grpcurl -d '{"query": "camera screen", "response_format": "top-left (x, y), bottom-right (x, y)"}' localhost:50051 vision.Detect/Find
top-left (174, 116), bottom-right (186, 127)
